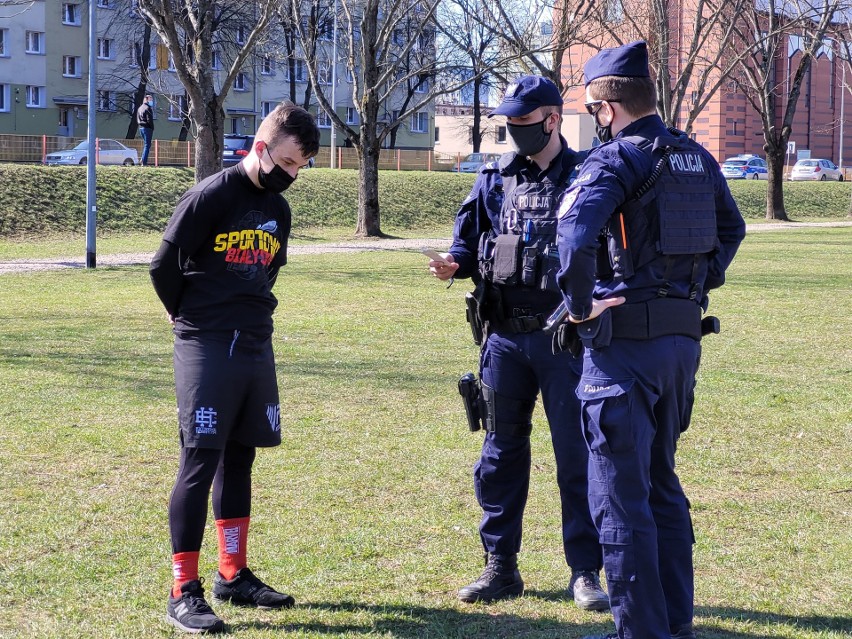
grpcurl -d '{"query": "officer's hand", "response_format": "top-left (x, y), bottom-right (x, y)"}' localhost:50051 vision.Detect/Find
top-left (429, 253), bottom-right (460, 281)
top-left (569, 296), bottom-right (626, 323)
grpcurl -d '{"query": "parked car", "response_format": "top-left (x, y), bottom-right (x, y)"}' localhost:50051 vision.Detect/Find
top-left (43, 139), bottom-right (139, 166)
top-left (789, 158), bottom-right (844, 181)
top-left (222, 134), bottom-right (255, 167)
top-left (452, 152), bottom-right (501, 173)
top-left (720, 154), bottom-right (768, 180)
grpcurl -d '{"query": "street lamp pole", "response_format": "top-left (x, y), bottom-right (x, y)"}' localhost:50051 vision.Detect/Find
top-left (840, 61), bottom-right (845, 169)
top-left (330, 0), bottom-right (338, 168)
top-left (86, 0), bottom-right (97, 268)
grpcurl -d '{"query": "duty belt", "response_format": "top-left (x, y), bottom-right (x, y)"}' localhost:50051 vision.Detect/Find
top-left (610, 298), bottom-right (702, 340)
top-left (487, 314), bottom-right (547, 334)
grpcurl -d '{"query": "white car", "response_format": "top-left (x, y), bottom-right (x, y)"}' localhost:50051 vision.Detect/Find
top-left (452, 152), bottom-right (501, 173)
top-left (43, 139), bottom-right (139, 166)
top-left (789, 158), bottom-right (844, 181)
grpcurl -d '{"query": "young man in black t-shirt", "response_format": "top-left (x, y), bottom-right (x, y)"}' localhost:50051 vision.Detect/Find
top-left (150, 104), bottom-right (320, 634)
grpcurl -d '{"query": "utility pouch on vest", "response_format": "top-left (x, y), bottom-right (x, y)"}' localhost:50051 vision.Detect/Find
top-left (577, 311), bottom-right (613, 350)
top-left (458, 372), bottom-right (483, 432)
top-left (552, 321), bottom-right (582, 357)
top-left (465, 291), bottom-right (484, 346)
top-left (521, 246), bottom-right (538, 286)
top-left (540, 246), bottom-right (561, 292)
top-left (491, 234), bottom-right (523, 286)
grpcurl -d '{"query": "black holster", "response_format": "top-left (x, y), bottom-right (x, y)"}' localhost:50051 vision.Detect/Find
top-left (552, 321), bottom-right (582, 357)
top-left (465, 292), bottom-right (484, 346)
top-left (458, 372), bottom-right (483, 432)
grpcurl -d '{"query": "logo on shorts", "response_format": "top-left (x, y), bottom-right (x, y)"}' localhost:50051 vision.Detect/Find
top-left (266, 404), bottom-right (280, 432)
top-left (194, 406), bottom-right (218, 435)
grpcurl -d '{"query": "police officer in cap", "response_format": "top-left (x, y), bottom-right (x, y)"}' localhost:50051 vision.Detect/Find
top-left (428, 75), bottom-right (608, 610)
top-left (554, 42), bottom-right (746, 639)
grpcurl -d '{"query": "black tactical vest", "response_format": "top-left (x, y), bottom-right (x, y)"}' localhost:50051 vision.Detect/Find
top-left (596, 130), bottom-right (719, 293)
top-left (479, 152), bottom-right (576, 314)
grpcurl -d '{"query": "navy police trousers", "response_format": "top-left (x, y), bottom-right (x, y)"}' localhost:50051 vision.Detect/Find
top-left (474, 329), bottom-right (602, 571)
top-left (578, 335), bottom-right (700, 639)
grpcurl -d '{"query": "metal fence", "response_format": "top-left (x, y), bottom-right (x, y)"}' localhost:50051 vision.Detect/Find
top-left (0, 133), bottom-right (467, 171)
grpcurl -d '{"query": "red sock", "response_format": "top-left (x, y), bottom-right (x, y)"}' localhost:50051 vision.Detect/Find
top-left (172, 551), bottom-right (200, 598)
top-left (216, 517), bottom-right (250, 580)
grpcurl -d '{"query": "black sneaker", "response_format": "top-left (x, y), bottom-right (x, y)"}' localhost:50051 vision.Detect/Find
top-left (569, 570), bottom-right (610, 611)
top-left (671, 623), bottom-right (697, 639)
top-left (580, 634), bottom-right (617, 639)
top-left (457, 553), bottom-right (524, 603)
top-left (165, 579), bottom-right (225, 634)
top-left (212, 567), bottom-right (295, 609)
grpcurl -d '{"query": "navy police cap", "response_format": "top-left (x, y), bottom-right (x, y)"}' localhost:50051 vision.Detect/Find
top-left (489, 75), bottom-right (563, 118)
top-left (584, 41), bottom-right (650, 85)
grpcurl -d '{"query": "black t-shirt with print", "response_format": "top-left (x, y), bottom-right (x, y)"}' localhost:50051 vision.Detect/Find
top-left (163, 163), bottom-right (291, 336)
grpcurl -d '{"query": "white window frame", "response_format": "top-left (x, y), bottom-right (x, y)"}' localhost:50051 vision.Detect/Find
top-left (26, 85), bottom-right (46, 108)
top-left (318, 60), bottom-right (331, 85)
top-left (234, 72), bottom-right (248, 91)
top-left (260, 57), bottom-right (274, 75)
top-left (410, 111), bottom-right (428, 133)
top-left (63, 55), bottom-right (82, 78)
top-left (0, 84), bottom-right (9, 112)
top-left (26, 31), bottom-right (45, 55)
top-left (211, 49), bottom-right (221, 70)
top-left (261, 101), bottom-right (275, 118)
top-left (168, 94), bottom-right (187, 121)
top-left (415, 77), bottom-right (428, 93)
top-left (346, 106), bottom-right (358, 125)
top-left (168, 53), bottom-right (177, 72)
top-left (62, 3), bottom-right (82, 26)
top-left (129, 43), bottom-right (153, 69)
top-left (0, 29), bottom-right (8, 57)
top-left (236, 26), bottom-right (246, 45)
top-left (317, 110), bottom-right (331, 128)
top-left (97, 0), bottom-right (113, 8)
top-left (286, 59), bottom-right (306, 82)
top-left (97, 90), bottom-right (116, 112)
top-left (97, 38), bottom-right (113, 60)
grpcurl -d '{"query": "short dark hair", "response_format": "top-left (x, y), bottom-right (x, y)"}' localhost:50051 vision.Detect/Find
top-left (257, 103), bottom-right (321, 158)
top-left (587, 76), bottom-right (657, 118)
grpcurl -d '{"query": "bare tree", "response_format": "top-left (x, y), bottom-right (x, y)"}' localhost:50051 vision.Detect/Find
top-left (290, 0), bottom-right (470, 236)
top-left (136, 0), bottom-right (277, 181)
top-left (730, 0), bottom-right (846, 220)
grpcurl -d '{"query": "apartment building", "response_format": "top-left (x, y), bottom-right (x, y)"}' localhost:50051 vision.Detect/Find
top-left (0, 0), bottom-right (434, 151)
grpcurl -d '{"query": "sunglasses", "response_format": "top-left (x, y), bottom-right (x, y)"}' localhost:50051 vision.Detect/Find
top-left (584, 99), bottom-right (622, 115)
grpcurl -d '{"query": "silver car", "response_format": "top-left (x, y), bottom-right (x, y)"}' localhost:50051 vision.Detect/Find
top-left (44, 139), bottom-right (139, 166)
top-left (789, 158), bottom-right (844, 181)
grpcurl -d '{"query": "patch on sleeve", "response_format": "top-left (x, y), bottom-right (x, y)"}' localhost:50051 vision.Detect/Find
top-left (557, 189), bottom-right (579, 219)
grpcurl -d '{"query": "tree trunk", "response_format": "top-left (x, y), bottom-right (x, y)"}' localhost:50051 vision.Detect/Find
top-left (355, 142), bottom-right (382, 237)
top-left (194, 97), bottom-right (225, 182)
top-left (766, 148), bottom-right (788, 221)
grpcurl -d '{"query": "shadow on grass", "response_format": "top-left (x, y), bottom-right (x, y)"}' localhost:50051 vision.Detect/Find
top-left (227, 600), bottom-right (852, 638)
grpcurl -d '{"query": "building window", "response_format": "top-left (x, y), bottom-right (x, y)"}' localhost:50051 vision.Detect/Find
top-left (540, 21), bottom-right (553, 36)
top-left (0, 29), bottom-right (8, 57)
top-left (497, 126), bottom-right (507, 143)
top-left (62, 4), bottom-right (82, 26)
top-left (732, 121), bottom-right (738, 136)
top-left (0, 84), bottom-right (9, 112)
top-left (168, 53), bottom-right (177, 71)
top-left (319, 20), bottom-right (334, 41)
top-left (410, 111), bottom-right (428, 133)
top-left (261, 57), bottom-right (274, 75)
top-left (97, 90), bottom-right (116, 111)
top-left (261, 101), bottom-right (274, 117)
top-left (415, 77), bottom-right (429, 93)
top-left (168, 94), bottom-right (187, 121)
top-left (26, 31), bottom-right (45, 54)
top-left (286, 59), bottom-right (306, 82)
top-left (212, 50), bottom-right (221, 70)
top-left (97, 38), bottom-right (113, 60)
top-left (26, 85), bottom-right (46, 108)
top-left (346, 67), bottom-right (354, 82)
top-left (605, 0), bottom-right (624, 22)
top-left (129, 42), bottom-right (153, 69)
top-left (236, 26), bottom-right (246, 45)
top-left (234, 72), bottom-right (248, 91)
top-left (434, 126), bottom-right (439, 143)
top-left (318, 60), bottom-right (331, 85)
top-left (317, 110), bottom-right (331, 128)
top-left (346, 107), bottom-right (358, 124)
top-left (97, 0), bottom-right (113, 7)
top-left (63, 55), bottom-right (82, 78)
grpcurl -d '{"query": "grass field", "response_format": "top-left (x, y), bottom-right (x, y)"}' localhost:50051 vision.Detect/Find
top-left (0, 227), bottom-right (849, 639)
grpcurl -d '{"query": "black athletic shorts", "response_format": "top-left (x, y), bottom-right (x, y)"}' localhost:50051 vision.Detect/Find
top-left (173, 331), bottom-right (282, 449)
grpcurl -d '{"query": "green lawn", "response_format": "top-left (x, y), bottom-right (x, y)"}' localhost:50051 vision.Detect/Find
top-left (0, 228), bottom-right (849, 638)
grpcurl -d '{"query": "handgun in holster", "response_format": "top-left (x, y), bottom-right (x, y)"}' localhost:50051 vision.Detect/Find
top-left (465, 291), bottom-right (484, 346)
top-left (458, 372), bottom-right (483, 432)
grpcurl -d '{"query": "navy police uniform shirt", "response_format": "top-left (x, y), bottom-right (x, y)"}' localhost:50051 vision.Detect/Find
top-left (555, 114), bottom-right (745, 320)
top-left (448, 138), bottom-right (586, 280)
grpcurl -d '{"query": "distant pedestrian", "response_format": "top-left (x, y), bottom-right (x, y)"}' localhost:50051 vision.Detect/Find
top-left (137, 94), bottom-right (154, 166)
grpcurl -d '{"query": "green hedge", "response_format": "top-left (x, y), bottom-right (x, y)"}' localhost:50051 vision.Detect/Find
top-left (0, 165), bottom-right (847, 237)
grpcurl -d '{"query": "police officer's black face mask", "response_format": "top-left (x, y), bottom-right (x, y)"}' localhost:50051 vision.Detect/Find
top-left (588, 102), bottom-right (614, 144)
top-left (506, 116), bottom-right (553, 157)
top-left (258, 147), bottom-right (296, 193)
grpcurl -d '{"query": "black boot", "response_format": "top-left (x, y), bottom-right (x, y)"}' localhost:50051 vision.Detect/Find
top-left (458, 553), bottom-right (524, 603)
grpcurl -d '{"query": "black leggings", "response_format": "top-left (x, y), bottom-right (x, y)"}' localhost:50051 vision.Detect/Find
top-left (169, 441), bottom-right (257, 553)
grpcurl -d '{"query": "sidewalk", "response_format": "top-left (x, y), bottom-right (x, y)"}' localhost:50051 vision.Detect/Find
top-left (1, 222), bottom-right (849, 275)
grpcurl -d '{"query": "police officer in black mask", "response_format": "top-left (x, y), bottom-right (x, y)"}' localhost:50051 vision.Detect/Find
top-left (427, 76), bottom-right (609, 611)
